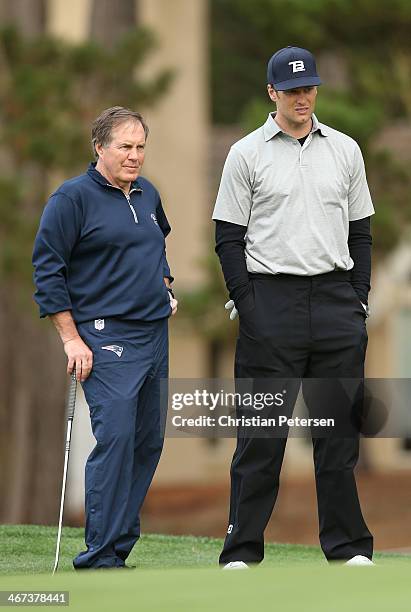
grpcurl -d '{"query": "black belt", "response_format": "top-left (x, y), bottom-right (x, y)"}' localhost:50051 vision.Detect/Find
top-left (249, 270), bottom-right (351, 281)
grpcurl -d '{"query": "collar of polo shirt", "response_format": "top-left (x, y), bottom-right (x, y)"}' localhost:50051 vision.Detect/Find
top-left (263, 112), bottom-right (330, 142)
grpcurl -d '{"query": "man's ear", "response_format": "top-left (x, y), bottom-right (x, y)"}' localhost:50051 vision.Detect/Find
top-left (95, 142), bottom-right (104, 158)
top-left (267, 84), bottom-right (278, 103)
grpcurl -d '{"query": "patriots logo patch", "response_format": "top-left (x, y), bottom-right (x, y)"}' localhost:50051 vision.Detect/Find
top-left (101, 345), bottom-right (124, 358)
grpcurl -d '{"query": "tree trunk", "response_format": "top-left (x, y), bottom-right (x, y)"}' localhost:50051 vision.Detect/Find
top-left (0, 287), bottom-right (67, 524)
top-left (0, 0), bottom-right (69, 526)
top-left (90, 0), bottom-right (137, 48)
top-left (0, 0), bottom-right (45, 37)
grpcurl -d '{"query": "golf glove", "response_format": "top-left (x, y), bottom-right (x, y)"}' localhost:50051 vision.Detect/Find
top-left (225, 299), bottom-right (238, 320)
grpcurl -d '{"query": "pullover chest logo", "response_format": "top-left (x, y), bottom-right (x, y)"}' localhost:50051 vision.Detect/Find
top-left (101, 345), bottom-right (124, 358)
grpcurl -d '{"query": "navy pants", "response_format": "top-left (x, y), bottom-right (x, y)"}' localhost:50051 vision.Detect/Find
top-left (220, 271), bottom-right (373, 564)
top-left (73, 317), bottom-right (168, 569)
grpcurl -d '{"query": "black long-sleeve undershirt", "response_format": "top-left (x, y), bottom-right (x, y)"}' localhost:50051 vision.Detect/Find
top-left (215, 220), bottom-right (253, 315)
top-left (347, 217), bottom-right (372, 304)
top-left (215, 217), bottom-right (372, 309)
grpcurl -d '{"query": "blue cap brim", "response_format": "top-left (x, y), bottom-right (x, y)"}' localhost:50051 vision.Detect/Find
top-left (273, 76), bottom-right (322, 90)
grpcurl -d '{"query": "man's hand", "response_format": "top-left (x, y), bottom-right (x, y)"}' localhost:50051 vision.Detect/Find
top-left (169, 292), bottom-right (178, 316)
top-left (164, 279), bottom-right (178, 316)
top-left (64, 337), bottom-right (93, 382)
top-left (360, 302), bottom-right (369, 317)
top-left (225, 299), bottom-right (238, 320)
top-left (50, 311), bottom-right (93, 381)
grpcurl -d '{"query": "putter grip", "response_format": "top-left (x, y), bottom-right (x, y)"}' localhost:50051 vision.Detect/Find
top-left (67, 372), bottom-right (77, 420)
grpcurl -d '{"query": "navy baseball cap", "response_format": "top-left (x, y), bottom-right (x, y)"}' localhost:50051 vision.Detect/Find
top-left (267, 46), bottom-right (322, 90)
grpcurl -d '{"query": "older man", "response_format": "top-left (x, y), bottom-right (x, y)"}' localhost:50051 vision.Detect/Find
top-left (33, 106), bottom-right (177, 569)
top-left (213, 47), bottom-right (374, 567)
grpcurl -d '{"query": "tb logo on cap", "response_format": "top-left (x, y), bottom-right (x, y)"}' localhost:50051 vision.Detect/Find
top-left (288, 60), bottom-right (305, 73)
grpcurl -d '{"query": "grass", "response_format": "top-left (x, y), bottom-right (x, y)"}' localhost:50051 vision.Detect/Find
top-left (0, 525), bottom-right (410, 611)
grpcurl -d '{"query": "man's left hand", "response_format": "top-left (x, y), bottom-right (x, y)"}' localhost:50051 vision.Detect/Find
top-left (164, 279), bottom-right (178, 316)
top-left (168, 292), bottom-right (178, 315)
top-left (170, 297), bottom-right (178, 315)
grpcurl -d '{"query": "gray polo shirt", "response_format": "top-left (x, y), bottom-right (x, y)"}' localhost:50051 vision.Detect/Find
top-left (212, 113), bottom-right (375, 276)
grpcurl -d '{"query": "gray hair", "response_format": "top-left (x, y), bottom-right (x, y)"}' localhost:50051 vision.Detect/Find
top-left (91, 106), bottom-right (149, 158)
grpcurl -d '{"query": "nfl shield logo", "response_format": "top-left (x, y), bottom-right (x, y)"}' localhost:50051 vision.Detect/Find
top-left (94, 319), bottom-right (105, 331)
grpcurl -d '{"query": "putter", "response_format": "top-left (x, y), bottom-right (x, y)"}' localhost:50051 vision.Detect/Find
top-left (52, 370), bottom-right (77, 575)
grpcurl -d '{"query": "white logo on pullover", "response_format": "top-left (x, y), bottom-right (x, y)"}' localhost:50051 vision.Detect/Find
top-left (101, 345), bottom-right (124, 358)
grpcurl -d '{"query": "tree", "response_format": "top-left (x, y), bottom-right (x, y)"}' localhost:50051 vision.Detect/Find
top-left (0, 26), bottom-right (173, 524)
top-left (90, 0), bottom-right (138, 48)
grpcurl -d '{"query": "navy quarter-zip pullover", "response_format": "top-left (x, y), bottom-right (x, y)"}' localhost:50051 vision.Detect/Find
top-left (33, 163), bottom-right (173, 322)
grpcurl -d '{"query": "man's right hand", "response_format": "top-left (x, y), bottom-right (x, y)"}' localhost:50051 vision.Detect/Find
top-left (225, 300), bottom-right (238, 320)
top-left (64, 337), bottom-right (93, 382)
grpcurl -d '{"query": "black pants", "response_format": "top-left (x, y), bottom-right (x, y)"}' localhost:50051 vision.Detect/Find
top-left (220, 271), bottom-right (373, 564)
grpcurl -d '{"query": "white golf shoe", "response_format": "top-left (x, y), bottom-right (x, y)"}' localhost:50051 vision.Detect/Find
top-left (223, 561), bottom-right (249, 570)
top-left (345, 555), bottom-right (374, 566)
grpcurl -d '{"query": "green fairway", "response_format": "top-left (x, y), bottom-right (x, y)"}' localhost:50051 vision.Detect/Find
top-left (0, 524), bottom-right (329, 575)
top-left (0, 525), bottom-right (410, 611)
